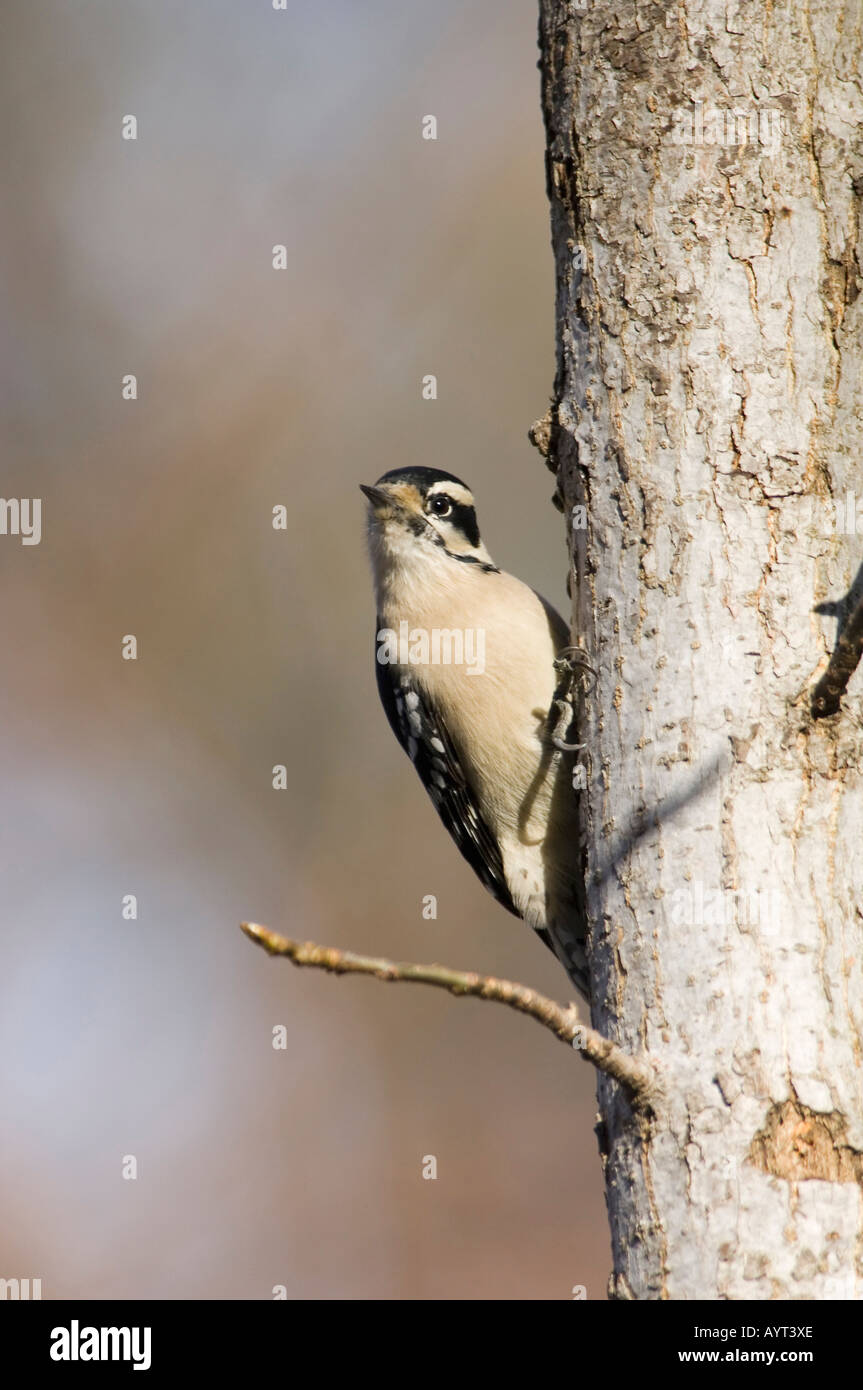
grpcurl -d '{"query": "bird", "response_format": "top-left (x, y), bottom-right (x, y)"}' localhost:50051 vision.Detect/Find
top-left (360, 466), bottom-right (588, 999)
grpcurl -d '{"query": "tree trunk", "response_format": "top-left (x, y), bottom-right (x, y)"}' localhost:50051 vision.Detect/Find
top-left (537, 0), bottom-right (863, 1299)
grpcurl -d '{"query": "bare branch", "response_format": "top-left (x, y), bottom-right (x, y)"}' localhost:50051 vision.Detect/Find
top-left (812, 590), bottom-right (863, 718)
top-left (240, 921), bottom-right (656, 1101)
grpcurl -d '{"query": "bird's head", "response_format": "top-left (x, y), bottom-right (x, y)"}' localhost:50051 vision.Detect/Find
top-left (360, 468), bottom-right (496, 584)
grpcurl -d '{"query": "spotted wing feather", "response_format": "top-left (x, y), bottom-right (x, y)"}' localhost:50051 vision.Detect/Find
top-left (374, 645), bottom-right (519, 918)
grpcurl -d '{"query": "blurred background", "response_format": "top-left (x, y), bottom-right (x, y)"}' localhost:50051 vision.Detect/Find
top-left (0, 0), bottom-right (609, 1298)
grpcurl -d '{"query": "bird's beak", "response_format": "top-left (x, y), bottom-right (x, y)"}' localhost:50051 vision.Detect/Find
top-left (359, 483), bottom-right (391, 512)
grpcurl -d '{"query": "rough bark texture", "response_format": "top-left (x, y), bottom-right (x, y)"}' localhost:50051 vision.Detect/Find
top-left (537, 0), bottom-right (863, 1299)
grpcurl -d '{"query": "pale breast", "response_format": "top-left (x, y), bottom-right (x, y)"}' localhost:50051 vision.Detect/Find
top-left (383, 565), bottom-right (569, 846)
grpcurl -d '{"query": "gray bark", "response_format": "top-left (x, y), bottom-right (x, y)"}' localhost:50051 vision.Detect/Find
top-left (537, 0), bottom-right (863, 1299)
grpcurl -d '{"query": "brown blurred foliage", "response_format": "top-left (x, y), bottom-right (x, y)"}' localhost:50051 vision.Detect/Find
top-left (0, 0), bottom-right (609, 1298)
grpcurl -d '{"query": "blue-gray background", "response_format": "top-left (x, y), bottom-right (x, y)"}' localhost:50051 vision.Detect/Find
top-left (1, 0), bottom-right (607, 1298)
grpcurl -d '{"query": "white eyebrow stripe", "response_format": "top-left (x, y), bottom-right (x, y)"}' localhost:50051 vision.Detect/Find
top-left (427, 481), bottom-right (474, 507)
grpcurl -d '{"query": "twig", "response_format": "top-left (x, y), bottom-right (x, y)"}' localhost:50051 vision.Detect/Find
top-left (240, 922), bottom-right (655, 1101)
top-left (812, 590), bottom-right (863, 718)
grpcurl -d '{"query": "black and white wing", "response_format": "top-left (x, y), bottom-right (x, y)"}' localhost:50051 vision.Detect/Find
top-left (375, 648), bottom-right (519, 918)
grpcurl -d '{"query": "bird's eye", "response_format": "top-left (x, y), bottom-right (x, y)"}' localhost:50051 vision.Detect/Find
top-left (430, 494), bottom-right (453, 517)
